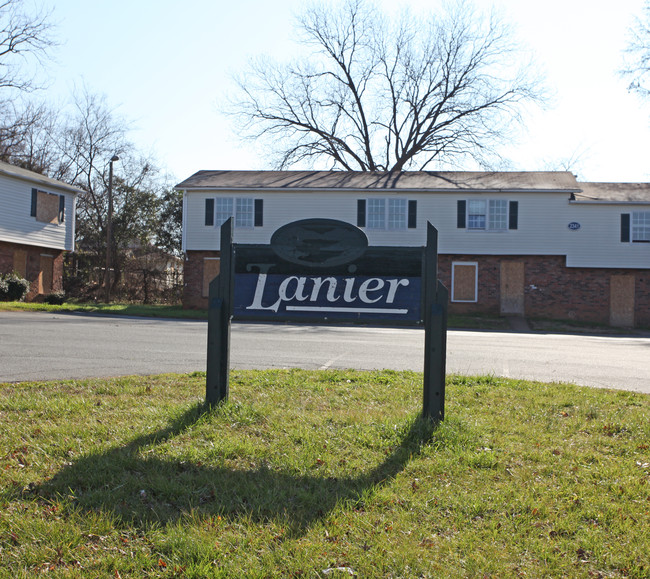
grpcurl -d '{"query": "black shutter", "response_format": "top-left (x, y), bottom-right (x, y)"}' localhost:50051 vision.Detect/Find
top-left (408, 200), bottom-right (417, 228)
top-left (508, 201), bottom-right (518, 230)
top-left (357, 199), bottom-right (366, 227)
top-left (254, 199), bottom-right (263, 227)
top-left (457, 200), bottom-right (466, 228)
top-left (205, 198), bottom-right (214, 226)
top-left (621, 214), bottom-right (630, 242)
top-left (58, 195), bottom-right (65, 222)
top-left (31, 188), bottom-right (37, 216)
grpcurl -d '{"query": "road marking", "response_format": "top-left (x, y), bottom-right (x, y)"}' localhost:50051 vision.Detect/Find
top-left (319, 354), bottom-right (346, 370)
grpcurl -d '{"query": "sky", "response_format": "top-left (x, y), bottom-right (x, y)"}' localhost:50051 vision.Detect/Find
top-left (36, 0), bottom-right (650, 184)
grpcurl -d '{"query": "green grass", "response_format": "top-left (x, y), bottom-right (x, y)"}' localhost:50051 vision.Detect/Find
top-left (1, 370), bottom-right (649, 577)
top-left (0, 300), bottom-right (208, 319)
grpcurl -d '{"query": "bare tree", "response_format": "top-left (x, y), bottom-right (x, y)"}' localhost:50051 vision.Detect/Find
top-left (0, 0), bottom-right (56, 169)
top-left (229, 0), bottom-right (543, 171)
top-left (622, 1), bottom-right (650, 97)
top-left (56, 88), bottom-right (162, 295)
top-left (0, 0), bottom-right (55, 93)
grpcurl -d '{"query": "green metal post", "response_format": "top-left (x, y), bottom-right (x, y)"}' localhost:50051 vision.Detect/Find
top-left (206, 218), bottom-right (233, 406)
top-left (422, 223), bottom-right (447, 421)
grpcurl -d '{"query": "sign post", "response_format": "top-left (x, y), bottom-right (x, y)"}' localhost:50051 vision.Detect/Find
top-left (206, 218), bottom-right (448, 420)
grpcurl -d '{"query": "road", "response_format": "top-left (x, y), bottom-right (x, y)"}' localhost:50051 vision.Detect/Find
top-left (0, 311), bottom-right (649, 393)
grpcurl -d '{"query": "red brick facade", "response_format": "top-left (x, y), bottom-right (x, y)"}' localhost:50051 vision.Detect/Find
top-left (184, 250), bottom-right (650, 328)
top-left (0, 240), bottom-right (64, 301)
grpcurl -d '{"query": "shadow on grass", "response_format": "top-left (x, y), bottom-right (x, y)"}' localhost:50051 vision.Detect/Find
top-left (29, 404), bottom-right (438, 537)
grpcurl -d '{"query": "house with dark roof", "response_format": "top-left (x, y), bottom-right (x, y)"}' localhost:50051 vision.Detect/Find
top-left (0, 161), bottom-right (82, 300)
top-left (175, 170), bottom-right (650, 327)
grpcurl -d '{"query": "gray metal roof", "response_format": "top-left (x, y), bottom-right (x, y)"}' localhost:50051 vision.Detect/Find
top-left (574, 182), bottom-right (650, 204)
top-left (175, 170), bottom-right (582, 192)
top-left (0, 160), bottom-right (83, 195)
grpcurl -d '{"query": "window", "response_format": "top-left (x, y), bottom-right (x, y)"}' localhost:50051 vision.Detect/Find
top-left (358, 198), bottom-right (417, 230)
top-left (367, 199), bottom-right (386, 229)
top-left (457, 199), bottom-right (518, 230)
top-left (202, 258), bottom-right (220, 297)
top-left (451, 262), bottom-right (478, 302)
top-left (489, 200), bottom-right (507, 230)
top-left (205, 197), bottom-right (263, 228)
top-left (235, 198), bottom-right (254, 228)
top-left (467, 200), bottom-right (486, 230)
top-left (632, 211), bottom-right (650, 242)
top-left (215, 198), bottom-right (233, 226)
top-left (31, 189), bottom-right (65, 225)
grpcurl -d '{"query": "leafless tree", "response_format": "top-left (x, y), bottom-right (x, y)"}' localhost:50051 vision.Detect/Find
top-left (622, 1), bottom-right (650, 97)
top-left (229, 0), bottom-right (544, 171)
top-left (55, 88), bottom-right (162, 294)
top-left (0, 0), bottom-right (55, 93)
top-left (0, 0), bottom-right (56, 169)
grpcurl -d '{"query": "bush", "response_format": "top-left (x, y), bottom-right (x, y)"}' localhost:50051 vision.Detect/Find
top-left (0, 273), bottom-right (30, 302)
top-left (43, 290), bottom-right (66, 305)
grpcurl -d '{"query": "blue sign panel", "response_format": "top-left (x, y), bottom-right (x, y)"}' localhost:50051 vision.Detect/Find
top-left (234, 272), bottom-right (421, 322)
top-left (568, 221), bottom-right (581, 231)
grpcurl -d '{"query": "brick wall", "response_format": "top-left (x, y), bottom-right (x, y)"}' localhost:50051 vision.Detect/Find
top-left (439, 254), bottom-right (649, 327)
top-left (183, 250), bottom-right (220, 309)
top-left (0, 240), bottom-right (64, 301)
top-left (183, 250), bottom-right (650, 328)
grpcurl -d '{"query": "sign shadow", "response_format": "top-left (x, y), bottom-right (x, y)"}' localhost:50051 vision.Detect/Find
top-left (30, 403), bottom-right (439, 538)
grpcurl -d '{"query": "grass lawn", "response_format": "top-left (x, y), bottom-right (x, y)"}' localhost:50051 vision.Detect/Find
top-left (0, 370), bottom-right (648, 577)
top-left (0, 301), bottom-right (207, 320)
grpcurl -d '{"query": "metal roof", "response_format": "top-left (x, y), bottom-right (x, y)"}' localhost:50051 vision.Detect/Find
top-left (574, 182), bottom-right (650, 204)
top-left (0, 160), bottom-right (83, 195)
top-left (175, 170), bottom-right (582, 192)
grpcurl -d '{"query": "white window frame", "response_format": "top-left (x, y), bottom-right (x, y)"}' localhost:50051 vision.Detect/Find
top-left (212, 197), bottom-right (255, 228)
top-left (366, 198), bottom-right (407, 230)
top-left (235, 198), bottom-right (254, 228)
top-left (467, 199), bottom-right (509, 231)
top-left (632, 211), bottom-right (650, 242)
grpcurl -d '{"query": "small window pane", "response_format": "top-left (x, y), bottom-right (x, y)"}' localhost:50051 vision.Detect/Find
top-left (215, 198), bottom-right (233, 225)
top-left (632, 211), bottom-right (650, 242)
top-left (236, 198), bottom-right (254, 228)
top-left (489, 200), bottom-right (507, 230)
top-left (388, 198), bottom-right (407, 230)
top-left (467, 200), bottom-right (486, 229)
top-left (367, 198), bottom-right (385, 229)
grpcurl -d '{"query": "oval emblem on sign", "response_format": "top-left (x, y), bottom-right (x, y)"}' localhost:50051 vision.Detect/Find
top-left (270, 218), bottom-right (368, 268)
top-left (568, 222), bottom-right (581, 231)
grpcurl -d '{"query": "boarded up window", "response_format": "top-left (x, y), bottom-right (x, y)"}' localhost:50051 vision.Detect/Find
top-left (13, 250), bottom-right (27, 277)
top-left (36, 191), bottom-right (61, 224)
top-left (202, 258), bottom-right (220, 297)
top-left (39, 255), bottom-right (54, 294)
top-left (451, 262), bottom-right (478, 302)
top-left (610, 274), bottom-right (635, 327)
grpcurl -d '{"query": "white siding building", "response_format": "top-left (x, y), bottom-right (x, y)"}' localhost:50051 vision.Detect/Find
top-left (0, 161), bottom-right (81, 299)
top-left (176, 171), bottom-right (650, 327)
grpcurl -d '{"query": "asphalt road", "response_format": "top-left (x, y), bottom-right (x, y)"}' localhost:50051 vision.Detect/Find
top-left (0, 311), bottom-right (649, 393)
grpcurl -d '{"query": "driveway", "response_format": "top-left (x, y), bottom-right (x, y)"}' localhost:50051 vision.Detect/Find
top-left (0, 311), bottom-right (649, 393)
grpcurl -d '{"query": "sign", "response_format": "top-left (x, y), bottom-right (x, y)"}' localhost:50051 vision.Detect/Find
top-left (206, 218), bottom-right (448, 421)
top-left (568, 222), bottom-right (581, 231)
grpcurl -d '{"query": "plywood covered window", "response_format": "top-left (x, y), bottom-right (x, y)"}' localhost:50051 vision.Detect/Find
top-left (31, 189), bottom-right (64, 225)
top-left (451, 262), bottom-right (478, 303)
top-left (202, 258), bottom-right (220, 297)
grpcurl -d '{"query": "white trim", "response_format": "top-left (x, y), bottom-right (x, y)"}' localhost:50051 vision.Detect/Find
top-left (181, 191), bottom-right (188, 253)
top-left (451, 261), bottom-right (478, 303)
